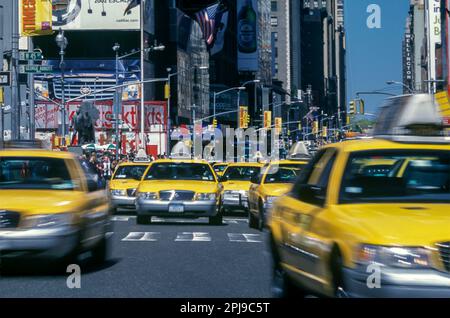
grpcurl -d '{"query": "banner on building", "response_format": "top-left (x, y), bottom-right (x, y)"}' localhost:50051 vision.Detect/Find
top-left (51, 0), bottom-right (141, 31)
top-left (426, 0), bottom-right (441, 86)
top-left (237, 0), bottom-right (259, 72)
top-left (20, 0), bottom-right (53, 36)
top-left (35, 101), bottom-right (167, 132)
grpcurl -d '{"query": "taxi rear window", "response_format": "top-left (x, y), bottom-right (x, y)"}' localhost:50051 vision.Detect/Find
top-left (0, 157), bottom-right (75, 191)
top-left (340, 150), bottom-right (450, 204)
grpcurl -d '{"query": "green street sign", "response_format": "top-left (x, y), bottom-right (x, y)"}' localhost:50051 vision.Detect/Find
top-left (19, 52), bottom-right (43, 61)
top-left (19, 65), bottom-right (53, 74)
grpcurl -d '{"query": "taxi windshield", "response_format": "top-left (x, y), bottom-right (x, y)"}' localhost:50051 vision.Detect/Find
top-left (223, 166), bottom-right (261, 181)
top-left (114, 165), bottom-right (148, 180)
top-left (0, 157), bottom-right (75, 190)
top-left (264, 164), bottom-right (305, 184)
top-left (145, 163), bottom-right (215, 181)
top-left (340, 150), bottom-right (450, 204)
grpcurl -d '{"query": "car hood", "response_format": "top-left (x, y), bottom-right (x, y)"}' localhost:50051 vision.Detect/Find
top-left (0, 190), bottom-right (87, 215)
top-left (138, 180), bottom-right (218, 193)
top-left (223, 181), bottom-right (252, 192)
top-left (261, 183), bottom-right (294, 197)
top-left (335, 204), bottom-right (450, 246)
top-left (109, 179), bottom-right (141, 190)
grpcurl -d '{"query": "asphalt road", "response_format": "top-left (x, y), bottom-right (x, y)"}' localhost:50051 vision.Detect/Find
top-left (0, 213), bottom-right (273, 298)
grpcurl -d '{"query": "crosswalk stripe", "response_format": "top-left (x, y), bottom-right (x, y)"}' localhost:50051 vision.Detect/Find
top-left (175, 232), bottom-right (212, 242)
top-left (122, 232), bottom-right (160, 241)
top-left (228, 233), bottom-right (262, 243)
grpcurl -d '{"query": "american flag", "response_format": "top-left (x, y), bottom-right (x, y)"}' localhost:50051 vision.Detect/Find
top-left (194, 3), bottom-right (222, 48)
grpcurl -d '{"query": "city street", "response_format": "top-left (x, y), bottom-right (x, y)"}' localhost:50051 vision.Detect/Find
top-left (0, 213), bottom-right (272, 298)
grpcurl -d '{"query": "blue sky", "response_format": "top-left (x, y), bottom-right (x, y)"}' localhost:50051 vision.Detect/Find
top-left (345, 0), bottom-right (410, 114)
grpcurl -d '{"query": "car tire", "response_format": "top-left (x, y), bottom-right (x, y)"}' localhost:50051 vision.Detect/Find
top-left (257, 202), bottom-right (265, 231)
top-left (91, 235), bottom-right (109, 265)
top-left (331, 248), bottom-right (349, 298)
top-left (271, 243), bottom-right (306, 298)
top-left (137, 215), bottom-right (151, 225)
top-left (209, 213), bottom-right (223, 225)
top-left (248, 211), bottom-right (258, 229)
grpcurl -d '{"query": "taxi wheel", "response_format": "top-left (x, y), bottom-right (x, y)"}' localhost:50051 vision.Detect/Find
top-left (209, 214), bottom-right (223, 225)
top-left (330, 249), bottom-right (349, 298)
top-left (248, 211), bottom-right (258, 229)
top-left (137, 215), bottom-right (151, 225)
top-left (91, 236), bottom-right (109, 265)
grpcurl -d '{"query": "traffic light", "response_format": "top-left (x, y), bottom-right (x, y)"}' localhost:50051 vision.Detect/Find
top-left (349, 101), bottom-right (356, 115)
top-left (0, 88), bottom-right (3, 104)
top-left (359, 99), bottom-right (365, 115)
top-left (275, 117), bottom-right (282, 134)
top-left (322, 126), bottom-right (328, 138)
top-left (213, 118), bottom-right (218, 128)
top-left (239, 106), bottom-right (249, 129)
top-left (164, 83), bottom-right (170, 99)
top-left (264, 111), bottom-right (272, 129)
top-left (312, 121), bottom-right (319, 134)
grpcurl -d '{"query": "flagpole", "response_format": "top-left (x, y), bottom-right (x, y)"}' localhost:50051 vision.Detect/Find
top-left (140, 0), bottom-right (146, 153)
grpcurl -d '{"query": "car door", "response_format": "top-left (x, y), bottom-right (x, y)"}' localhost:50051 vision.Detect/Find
top-left (278, 148), bottom-right (337, 292)
top-left (248, 164), bottom-right (268, 214)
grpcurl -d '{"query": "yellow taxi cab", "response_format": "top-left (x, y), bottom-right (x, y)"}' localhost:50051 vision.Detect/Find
top-left (248, 160), bottom-right (308, 230)
top-left (135, 159), bottom-right (223, 225)
top-left (213, 162), bottom-right (229, 177)
top-left (268, 94), bottom-right (450, 298)
top-left (220, 162), bottom-right (263, 214)
top-left (0, 142), bottom-right (111, 267)
top-left (109, 159), bottom-right (152, 213)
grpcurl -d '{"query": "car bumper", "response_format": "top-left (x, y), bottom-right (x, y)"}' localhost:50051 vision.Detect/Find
top-left (222, 196), bottom-right (249, 211)
top-left (111, 195), bottom-right (136, 209)
top-left (343, 267), bottom-right (450, 298)
top-left (136, 199), bottom-right (218, 217)
top-left (0, 226), bottom-right (79, 260)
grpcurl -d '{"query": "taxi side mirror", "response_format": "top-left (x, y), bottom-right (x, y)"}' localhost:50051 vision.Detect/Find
top-left (219, 175), bottom-right (228, 182)
top-left (297, 184), bottom-right (326, 206)
top-left (250, 175), bottom-right (260, 184)
top-left (87, 179), bottom-right (98, 192)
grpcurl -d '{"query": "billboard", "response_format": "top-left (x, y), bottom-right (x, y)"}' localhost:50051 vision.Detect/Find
top-left (237, 0), bottom-right (259, 72)
top-left (35, 101), bottom-right (167, 132)
top-left (51, 0), bottom-right (141, 30)
top-left (20, 0), bottom-right (53, 36)
top-left (426, 0), bottom-right (441, 86)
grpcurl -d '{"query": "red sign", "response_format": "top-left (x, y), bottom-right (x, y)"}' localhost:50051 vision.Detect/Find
top-left (444, 117), bottom-right (450, 126)
top-left (35, 101), bottom-right (167, 132)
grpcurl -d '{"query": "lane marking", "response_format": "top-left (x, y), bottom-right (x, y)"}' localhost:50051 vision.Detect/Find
top-left (228, 233), bottom-right (262, 243)
top-left (122, 232), bottom-right (160, 241)
top-left (175, 232), bottom-right (212, 242)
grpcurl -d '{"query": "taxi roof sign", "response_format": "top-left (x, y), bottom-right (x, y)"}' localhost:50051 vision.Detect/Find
top-left (373, 94), bottom-right (450, 144)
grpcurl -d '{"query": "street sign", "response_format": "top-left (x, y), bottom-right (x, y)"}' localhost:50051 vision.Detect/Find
top-left (19, 65), bottom-right (53, 74)
top-left (19, 51), bottom-right (43, 61)
top-left (0, 72), bottom-right (11, 86)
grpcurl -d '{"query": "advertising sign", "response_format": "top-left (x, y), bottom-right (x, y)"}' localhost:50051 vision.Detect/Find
top-left (426, 0), bottom-right (441, 85)
top-left (237, 0), bottom-right (259, 72)
top-left (20, 0), bottom-right (53, 36)
top-left (51, 0), bottom-right (140, 30)
top-left (35, 101), bottom-right (167, 132)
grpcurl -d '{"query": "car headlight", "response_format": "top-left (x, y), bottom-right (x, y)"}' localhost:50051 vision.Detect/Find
top-left (111, 189), bottom-right (126, 196)
top-left (22, 213), bottom-right (74, 229)
top-left (195, 193), bottom-right (216, 201)
top-left (138, 192), bottom-right (159, 200)
top-left (356, 244), bottom-right (432, 269)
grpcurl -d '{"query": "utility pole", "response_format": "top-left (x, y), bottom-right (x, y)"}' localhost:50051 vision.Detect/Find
top-left (28, 37), bottom-right (35, 140)
top-left (11, 0), bottom-right (20, 140)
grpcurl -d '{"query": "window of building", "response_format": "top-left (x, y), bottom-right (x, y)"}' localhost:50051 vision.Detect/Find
top-left (271, 1), bottom-right (278, 12)
top-left (271, 17), bottom-right (278, 27)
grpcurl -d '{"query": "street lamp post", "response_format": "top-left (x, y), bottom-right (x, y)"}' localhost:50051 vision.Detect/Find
top-left (113, 43), bottom-right (121, 161)
top-left (166, 68), bottom-right (178, 157)
top-left (55, 28), bottom-right (68, 147)
top-left (386, 80), bottom-right (415, 94)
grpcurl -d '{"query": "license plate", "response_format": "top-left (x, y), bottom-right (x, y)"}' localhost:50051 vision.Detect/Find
top-left (169, 205), bottom-right (184, 213)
